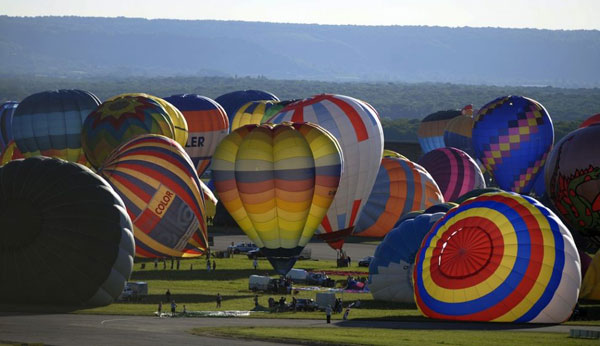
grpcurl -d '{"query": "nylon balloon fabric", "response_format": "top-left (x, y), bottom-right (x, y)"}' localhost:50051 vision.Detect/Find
top-left (0, 101), bottom-right (17, 152)
top-left (418, 147), bottom-right (486, 202)
top-left (81, 95), bottom-right (175, 169)
top-left (414, 191), bottom-right (581, 323)
top-left (267, 94), bottom-right (384, 250)
top-left (472, 96), bottom-right (554, 194)
top-left (545, 123), bottom-right (600, 245)
top-left (443, 114), bottom-right (475, 158)
top-left (12, 90), bottom-right (101, 165)
top-left (164, 94), bottom-right (229, 176)
top-left (354, 156), bottom-right (444, 238)
top-left (0, 157), bottom-right (134, 306)
top-left (212, 122), bottom-right (342, 274)
top-left (215, 89), bottom-right (279, 125)
top-left (369, 211), bottom-right (446, 302)
top-left (98, 135), bottom-right (208, 258)
top-left (0, 140), bottom-right (24, 166)
top-left (417, 110), bottom-right (462, 154)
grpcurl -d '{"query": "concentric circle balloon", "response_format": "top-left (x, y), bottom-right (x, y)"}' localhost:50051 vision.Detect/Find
top-left (472, 96), bottom-right (554, 194)
top-left (545, 123), bottom-right (600, 245)
top-left (81, 95), bottom-right (175, 169)
top-left (99, 134), bottom-right (208, 258)
top-left (414, 191), bottom-right (580, 323)
top-left (418, 147), bottom-right (486, 202)
top-left (0, 157), bottom-right (134, 306)
top-left (12, 89), bottom-right (101, 165)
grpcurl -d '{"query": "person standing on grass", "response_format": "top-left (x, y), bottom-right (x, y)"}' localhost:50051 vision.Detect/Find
top-left (326, 305), bottom-right (332, 324)
top-left (206, 259), bottom-right (211, 271)
top-left (212, 260), bottom-right (216, 271)
top-left (170, 300), bottom-right (177, 316)
top-left (157, 301), bottom-right (162, 317)
top-left (253, 257), bottom-right (258, 270)
top-left (216, 293), bottom-right (222, 308)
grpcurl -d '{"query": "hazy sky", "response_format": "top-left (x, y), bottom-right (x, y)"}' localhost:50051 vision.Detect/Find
top-left (1, 0), bottom-right (598, 30)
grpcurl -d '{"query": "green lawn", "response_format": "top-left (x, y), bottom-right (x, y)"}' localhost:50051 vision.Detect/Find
top-left (191, 327), bottom-right (596, 346)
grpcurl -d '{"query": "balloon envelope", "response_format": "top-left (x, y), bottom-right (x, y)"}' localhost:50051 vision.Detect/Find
top-left (268, 94), bottom-right (384, 249)
top-left (354, 156), bottom-right (444, 238)
top-left (212, 122), bottom-right (342, 274)
top-left (580, 114), bottom-right (600, 128)
top-left (12, 89), bottom-right (101, 164)
top-left (414, 191), bottom-right (581, 323)
top-left (418, 110), bottom-right (462, 154)
top-left (545, 124), bottom-right (600, 245)
top-left (163, 94), bottom-right (229, 176)
top-left (81, 95), bottom-right (175, 169)
top-left (443, 114), bottom-right (475, 158)
top-left (0, 157), bottom-right (134, 306)
top-left (215, 90), bottom-right (279, 125)
top-left (0, 101), bottom-right (17, 152)
top-left (472, 96), bottom-right (554, 194)
top-left (99, 134), bottom-right (208, 258)
top-left (0, 140), bottom-right (24, 166)
top-left (418, 147), bottom-right (486, 202)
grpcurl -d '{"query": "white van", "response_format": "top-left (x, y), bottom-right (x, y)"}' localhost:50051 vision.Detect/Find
top-left (316, 292), bottom-right (337, 310)
top-left (248, 275), bottom-right (273, 291)
top-left (285, 269), bottom-right (308, 283)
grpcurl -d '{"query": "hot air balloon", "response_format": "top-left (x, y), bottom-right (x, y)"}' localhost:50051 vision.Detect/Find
top-left (11, 90), bottom-right (101, 165)
top-left (0, 157), bottom-right (134, 306)
top-left (382, 149), bottom-right (408, 160)
top-left (418, 147), bottom-right (486, 202)
top-left (414, 191), bottom-right (581, 323)
top-left (417, 110), bottom-right (462, 154)
top-left (581, 251), bottom-right (600, 300)
top-left (212, 122), bottom-right (342, 274)
top-left (368, 205), bottom-right (449, 302)
top-left (354, 156), bottom-right (444, 238)
top-left (98, 134), bottom-right (207, 258)
top-left (267, 94), bottom-right (384, 250)
top-left (0, 101), bottom-right (17, 152)
top-left (107, 93), bottom-right (188, 147)
top-left (200, 180), bottom-right (218, 226)
top-left (472, 96), bottom-right (554, 194)
top-left (232, 100), bottom-right (299, 131)
top-left (215, 89), bottom-right (279, 125)
top-left (453, 187), bottom-right (503, 204)
top-left (545, 123), bottom-right (600, 245)
top-left (0, 140), bottom-right (24, 166)
top-left (443, 114), bottom-right (475, 158)
top-left (163, 94), bottom-right (230, 177)
top-left (580, 114), bottom-right (600, 128)
top-left (81, 95), bottom-right (175, 169)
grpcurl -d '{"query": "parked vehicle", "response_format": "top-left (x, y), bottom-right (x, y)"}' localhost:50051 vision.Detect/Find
top-left (358, 256), bottom-right (374, 267)
top-left (306, 272), bottom-right (335, 287)
top-left (228, 242), bottom-right (258, 254)
top-left (118, 282), bottom-right (148, 301)
top-left (285, 268), bottom-right (308, 283)
top-left (248, 275), bottom-right (273, 291)
top-left (294, 298), bottom-right (318, 311)
top-left (316, 292), bottom-right (337, 310)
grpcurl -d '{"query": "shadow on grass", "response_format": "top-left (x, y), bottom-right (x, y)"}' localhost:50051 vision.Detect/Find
top-left (130, 268), bottom-right (271, 281)
top-left (119, 293), bottom-right (255, 304)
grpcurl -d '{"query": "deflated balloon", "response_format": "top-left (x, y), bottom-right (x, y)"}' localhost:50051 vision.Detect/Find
top-left (418, 110), bottom-right (462, 154)
top-left (0, 157), bottom-right (134, 306)
top-left (12, 90), bottom-right (101, 165)
top-left (215, 89), bottom-right (279, 125)
top-left (212, 122), bottom-right (342, 274)
top-left (0, 101), bottom-right (17, 152)
top-left (414, 191), bottom-right (580, 323)
top-left (354, 156), bottom-right (444, 238)
top-left (81, 95), bottom-right (175, 169)
top-left (472, 96), bottom-right (554, 194)
top-left (368, 208), bottom-right (447, 302)
top-left (163, 94), bottom-right (229, 177)
top-left (418, 147), bottom-right (485, 202)
top-left (108, 93), bottom-right (188, 147)
top-left (268, 94), bottom-right (384, 250)
top-left (545, 124), bottom-right (600, 245)
top-left (99, 134), bottom-right (208, 258)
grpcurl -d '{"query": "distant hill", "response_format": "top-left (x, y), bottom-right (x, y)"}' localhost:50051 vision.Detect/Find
top-left (1, 16), bottom-right (599, 87)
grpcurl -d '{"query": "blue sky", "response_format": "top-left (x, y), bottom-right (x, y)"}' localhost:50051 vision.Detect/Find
top-left (1, 0), bottom-right (598, 30)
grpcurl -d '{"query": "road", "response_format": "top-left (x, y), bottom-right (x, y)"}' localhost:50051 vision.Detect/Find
top-left (212, 234), bottom-right (377, 261)
top-left (1, 313), bottom-right (597, 346)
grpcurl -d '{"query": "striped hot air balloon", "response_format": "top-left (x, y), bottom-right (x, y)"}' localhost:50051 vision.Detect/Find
top-left (417, 110), bottom-right (462, 154)
top-left (0, 101), bottom-right (17, 152)
top-left (98, 134), bottom-right (207, 258)
top-left (163, 94), bottom-right (229, 177)
top-left (12, 90), bottom-right (101, 165)
top-left (231, 100), bottom-right (298, 130)
top-left (443, 114), bottom-right (475, 158)
top-left (215, 89), bottom-right (279, 126)
top-left (267, 94), bottom-right (384, 250)
top-left (354, 156), bottom-right (444, 238)
top-left (414, 191), bottom-right (581, 323)
top-left (418, 147), bottom-right (486, 202)
top-left (212, 122), bottom-right (342, 274)
top-left (108, 93), bottom-right (188, 147)
top-left (81, 95), bottom-right (175, 169)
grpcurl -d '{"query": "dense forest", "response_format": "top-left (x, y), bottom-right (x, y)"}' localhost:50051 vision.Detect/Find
top-left (0, 75), bottom-right (596, 142)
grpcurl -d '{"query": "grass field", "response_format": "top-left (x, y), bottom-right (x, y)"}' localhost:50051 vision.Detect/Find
top-left (191, 327), bottom-right (597, 346)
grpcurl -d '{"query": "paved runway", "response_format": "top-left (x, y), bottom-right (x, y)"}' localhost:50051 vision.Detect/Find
top-left (1, 313), bottom-right (598, 346)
